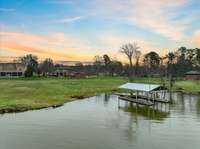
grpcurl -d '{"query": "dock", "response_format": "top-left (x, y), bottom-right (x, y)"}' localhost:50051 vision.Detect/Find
top-left (117, 82), bottom-right (169, 106)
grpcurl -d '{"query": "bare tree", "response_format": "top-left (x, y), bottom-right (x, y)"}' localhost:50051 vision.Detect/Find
top-left (120, 43), bottom-right (140, 76)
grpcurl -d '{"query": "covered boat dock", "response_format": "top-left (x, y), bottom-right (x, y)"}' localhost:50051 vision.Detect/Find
top-left (117, 82), bottom-right (168, 106)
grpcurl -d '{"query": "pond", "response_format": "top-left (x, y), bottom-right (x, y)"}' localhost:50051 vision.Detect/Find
top-left (1, 93), bottom-right (200, 149)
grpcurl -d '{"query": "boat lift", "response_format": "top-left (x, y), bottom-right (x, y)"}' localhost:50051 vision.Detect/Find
top-left (117, 82), bottom-right (168, 106)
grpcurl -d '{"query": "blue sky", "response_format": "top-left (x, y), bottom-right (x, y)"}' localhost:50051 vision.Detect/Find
top-left (0, 0), bottom-right (200, 61)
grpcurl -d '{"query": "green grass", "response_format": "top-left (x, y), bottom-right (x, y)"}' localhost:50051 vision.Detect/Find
top-left (0, 76), bottom-right (127, 113)
top-left (0, 76), bottom-right (199, 113)
top-left (130, 77), bottom-right (200, 93)
top-left (173, 80), bottom-right (200, 93)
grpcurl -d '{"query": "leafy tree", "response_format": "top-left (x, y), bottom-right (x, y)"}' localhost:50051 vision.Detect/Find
top-left (176, 47), bottom-right (194, 76)
top-left (167, 52), bottom-right (176, 64)
top-left (19, 54), bottom-right (38, 71)
top-left (144, 51), bottom-right (160, 74)
top-left (166, 52), bottom-right (176, 76)
top-left (103, 54), bottom-right (111, 66)
top-left (195, 48), bottom-right (200, 67)
top-left (103, 54), bottom-right (111, 74)
top-left (19, 54), bottom-right (38, 77)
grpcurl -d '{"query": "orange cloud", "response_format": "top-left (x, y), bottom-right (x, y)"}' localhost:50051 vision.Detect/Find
top-left (1, 42), bottom-right (92, 61)
top-left (0, 31), bottom-right (93, 61)
top-left (191, 30), bottom-right (200, 47)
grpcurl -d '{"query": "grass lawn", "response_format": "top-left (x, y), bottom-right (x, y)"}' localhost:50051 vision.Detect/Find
top-left (173, 80), bottom-right (200, 93)
top-left (0, 76), bottom-right (127, 113)
top-left (130, 77), bottom-right (200, 93)
top-left (0, 76), bottom-right (199, 113)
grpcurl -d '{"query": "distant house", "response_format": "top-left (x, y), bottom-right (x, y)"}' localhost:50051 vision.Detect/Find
top-left (48, 65), bottom-right (95, 78)
top-left (0, 63), bottom-right (26, 77)
top-left (185, 71), bottom-right (200, 80)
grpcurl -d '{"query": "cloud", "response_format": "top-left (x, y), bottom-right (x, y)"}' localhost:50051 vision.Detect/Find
top-left (0, 30), bottom-right (156, 62)
top-left (56, 16), bottom-right (83, 24)
top-left (0, 8), bottom-right (15, 12)
top-left (97, 32), bottom-right (155, 52)
top-left (90, 0), bottom-right (194, 41)
top-left (0, 31), bottom-right (93, 61)
top-left (191, 29), bottom-right (200, 47)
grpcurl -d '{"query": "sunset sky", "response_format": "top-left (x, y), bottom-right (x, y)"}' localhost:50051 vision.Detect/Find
top-left (0, 0), bottom-right (200, 62)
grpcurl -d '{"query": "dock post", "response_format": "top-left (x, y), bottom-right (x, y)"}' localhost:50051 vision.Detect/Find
top-left (147, 92), bottom-right (150, 103)
top-left (136, 91), bottom-right (138, 102)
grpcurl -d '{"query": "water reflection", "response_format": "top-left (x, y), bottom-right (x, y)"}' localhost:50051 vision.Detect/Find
top-left (0, 92), bottom-right (200, 149)
top-left (196, 97), bottom-right (200, 116)
top-left (122, 104), bottom-right (170, 121)
top-left (103, 93), bottom-right (110, 106)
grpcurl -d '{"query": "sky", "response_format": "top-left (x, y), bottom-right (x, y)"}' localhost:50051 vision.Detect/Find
top-left (0, 0), bottom-right (200, 62)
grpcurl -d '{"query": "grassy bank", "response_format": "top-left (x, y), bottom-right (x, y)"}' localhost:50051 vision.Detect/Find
top-left (0, 76), bottom-right (199, 113)
top-left (129, 77), bottom-right (200, 93)
top-left (0, 77), bottom-right (127, 113)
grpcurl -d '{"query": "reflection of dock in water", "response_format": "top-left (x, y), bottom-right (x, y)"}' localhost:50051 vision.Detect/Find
top-left (118, 95), bottom-right (154, 106)
top-left (121, 103), bottom-right (170, 120)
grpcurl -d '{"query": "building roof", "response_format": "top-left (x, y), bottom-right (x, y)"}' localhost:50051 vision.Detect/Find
top-left (185, 71), bottom-right (200, 75)
top-left (119, 82), bottom-right (162, 92)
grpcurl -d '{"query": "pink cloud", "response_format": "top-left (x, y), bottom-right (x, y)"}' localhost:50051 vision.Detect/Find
top-left (0, 31), bottom-right (93, 61)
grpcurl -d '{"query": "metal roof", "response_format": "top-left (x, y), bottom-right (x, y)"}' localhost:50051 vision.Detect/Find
top-left (119, 82), bottom-right (161, 92)
top-left (0, 63), bottom-right (25, 72)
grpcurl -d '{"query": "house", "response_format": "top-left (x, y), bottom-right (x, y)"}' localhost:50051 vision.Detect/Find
top-left (0, 63), bottom-right (26, 77)
top-left (48, 65), bottom-right (96, 78)
top-left (185, 71), bottom-right (200, 80)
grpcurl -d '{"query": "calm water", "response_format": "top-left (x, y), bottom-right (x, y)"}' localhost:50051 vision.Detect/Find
top-left (1, 93), bottom-right (200, 149)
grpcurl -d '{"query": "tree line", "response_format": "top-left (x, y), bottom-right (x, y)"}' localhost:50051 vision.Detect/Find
top-left (17, 43), bottom-right (200, 78)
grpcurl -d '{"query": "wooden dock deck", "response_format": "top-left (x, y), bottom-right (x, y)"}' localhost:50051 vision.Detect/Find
top-left (118, 95), bottom-right (154, 106)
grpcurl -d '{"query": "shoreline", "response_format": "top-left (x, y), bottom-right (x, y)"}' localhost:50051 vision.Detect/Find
top-left (0, 77), bottom-right (199, 114)
top-left (1, 91), bottom-right (199, 114)
top-left (0, 95), bottom-right (91, 114)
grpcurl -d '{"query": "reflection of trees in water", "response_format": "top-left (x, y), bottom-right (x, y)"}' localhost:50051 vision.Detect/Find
top-left (94, 93), bottom-right (111, 105)
top-left (179, 92), bottom-right (186, 114)
top-left (103, 94), bottom-right (110, 106)
top-left (100, 93), bottom-right (200, 143)
top-left (168, 92), bottom-right (185, 114)
top-left (112, 102), bottom-right (170, 143)
top-left (163, 92), bottom-right (200, 119)
top-left (119, 109), bottom-right (138, 143)
top-left (196, 96), bottom-right (200, 116)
